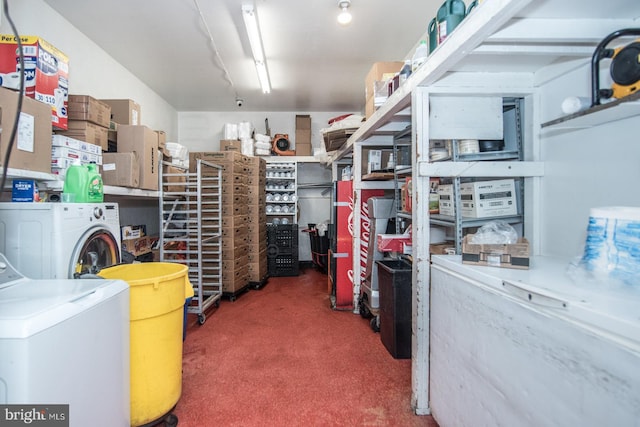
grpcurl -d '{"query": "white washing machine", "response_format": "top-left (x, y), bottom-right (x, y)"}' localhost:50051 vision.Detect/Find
top-left (0, 203), bottom-right (121, 279)
top-left (0, 253), bottom-right (130, 426)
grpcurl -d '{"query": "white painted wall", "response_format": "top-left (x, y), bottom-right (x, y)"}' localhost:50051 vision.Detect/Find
top-left (1, 0), bottom-right (178, 139)
top-left (537, 63), bottom-right (640, 258)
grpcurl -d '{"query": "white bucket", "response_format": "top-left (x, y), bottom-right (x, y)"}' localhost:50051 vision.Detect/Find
top-left (580, 206), bottom-right (640, 285)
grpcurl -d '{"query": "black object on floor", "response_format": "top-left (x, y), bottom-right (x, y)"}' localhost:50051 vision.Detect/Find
top-left (377, 259), bottom-right (413, 359)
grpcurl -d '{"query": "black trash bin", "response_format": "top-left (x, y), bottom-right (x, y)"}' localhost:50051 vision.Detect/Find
top-left (376, 259), bottom-right (412, 359)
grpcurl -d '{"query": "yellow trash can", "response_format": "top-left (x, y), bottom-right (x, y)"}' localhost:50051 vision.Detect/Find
top-left (99, 262), bottom-right (194, 427)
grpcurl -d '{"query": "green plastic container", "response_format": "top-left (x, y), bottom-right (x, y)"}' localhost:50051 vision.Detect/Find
top-left (62, 163), bottom-right (104, 203)
top-left (436, 0), bottom-right (467, 44)
top-left (86, 163), bottom-right (104, 202)
top-left (428, 18), bottom-right (438, 53)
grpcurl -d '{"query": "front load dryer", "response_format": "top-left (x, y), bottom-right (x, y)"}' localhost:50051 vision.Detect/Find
top-left (0, 203), bottom-right (121, 279)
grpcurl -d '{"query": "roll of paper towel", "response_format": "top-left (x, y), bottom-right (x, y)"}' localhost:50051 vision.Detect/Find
top-left (561, 96), bottom-right (591, 114)
top-left (580, 206), bottom-right (640, 285)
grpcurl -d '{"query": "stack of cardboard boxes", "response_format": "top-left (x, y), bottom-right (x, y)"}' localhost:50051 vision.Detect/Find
top-left (115, 125), bottom-right (159, 191)
top-left (294, 115), bottom-right (312, 156)
top-left (101, 99), bottom-right (161, 192)
top-left (364, 62), bottom-right (403, 119)
top-left (246, 156), bottom-right (268, 283)
top-left (190, 151), bottom-right (251, 296)
top-left (60, 95), bottom-right (111, 151)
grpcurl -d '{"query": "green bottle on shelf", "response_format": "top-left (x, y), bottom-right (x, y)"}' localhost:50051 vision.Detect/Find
top-left (63, 164), bottom-right (88, 203)
top-left (86, 162), bottom-right (104, 203)
top-left (62, 163), bottom-right (103, 203)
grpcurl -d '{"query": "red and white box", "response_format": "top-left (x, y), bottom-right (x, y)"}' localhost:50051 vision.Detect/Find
top-left (0, 35), bottom-right (69, 129)
top-left (377, 227), bottom-right (412, 253)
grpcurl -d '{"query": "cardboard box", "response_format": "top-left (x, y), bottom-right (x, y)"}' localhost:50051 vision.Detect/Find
top-left (102, 152), bottom-right (140, 188)
top-left (295, 128), bottom-right (311, 145)
top-left (221, 183), bottom-right (247, 197)
top-left (247, 173), bottom-right (265, 186)
top-left (12, 179), bottom-right (40, 202)
top-left (0, 35), bottom-right (69, 129)
top-left (156, 130), bottom-right (166, 148)
top-left (295, 114), bottom-right (311, 130)
top-left (162, 164), bottom-right (186, 193)
top-left (190, 151), bottom-right (246, 174)
top-left (247, 156), bottom-right (266, 173)
top-left (221, 235), bottom-right (248, 252)
top-left (220, 140), bottom-right (241, 152)
top-left (377, 233), bottom-right (412, 252)
top-left (222, 268), bottom-right (249, 293)
top-left (248, 208), bottom-right (266, 223)
top-left (67, 95), bottom-right (111, 127)
top-left (437, 184), bottom-right (454, 216)
top-left (361, 148), bottom-right (392, 175)
top-left (248, 261), bottom-right (268, 282)
top-left (222, 243), bottom-right (249, 260)
top-left (295, 142), bottom-right (311, 156)
top-left (460, 179), bottom-right (517, 218)
top-left (0, 87), bottom-right (52, 173)
top-left (101, 99), bottom-right (141, 125)
top-left (365, 61), bottom-right (403, 100)
top-left (57, 120), bottom-right (109, 150)
top-left (51, 134), bottom-right (81, 150)
top-left (462, 234), bottom-right (530, 269)
top-left (365, 94), bottom-right (375, 119)
top-left (122, 235), bottom-right (158, 257)
top-left (117, 125), bottom-right (159, 190)
top-left (107, 128), bottom-right (118, 150)
top-left (430, 241), bottom-right (456, 256)
top-left (222, 214), bottom-right (248, 229)
top-left (51, 145), bottom-right (81, 162)
top-left (222, 203), bottom-right (248, 218)
top-left (221, 173), bottom-right (248, 186)
top-left (121, 224), bottom-right (146, 239)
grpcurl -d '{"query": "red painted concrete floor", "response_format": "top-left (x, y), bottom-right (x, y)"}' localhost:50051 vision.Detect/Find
top-left (172, 266), bottom-right (439, 427)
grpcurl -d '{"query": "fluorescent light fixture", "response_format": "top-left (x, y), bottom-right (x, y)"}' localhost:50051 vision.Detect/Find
top-left (242, 4), bottom-right (271, 94)
top-left (337, 0), bottom-right (352, 25)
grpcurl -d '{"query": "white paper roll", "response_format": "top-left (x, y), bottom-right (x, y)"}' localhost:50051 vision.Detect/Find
top-left (581, 206), bottom-right (640, 284)
top-left (561, 96), bottom-right (591, 114)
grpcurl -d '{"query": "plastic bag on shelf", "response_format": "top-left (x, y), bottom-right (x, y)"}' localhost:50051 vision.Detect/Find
top-left (470, 220), bottom-right (518, 245)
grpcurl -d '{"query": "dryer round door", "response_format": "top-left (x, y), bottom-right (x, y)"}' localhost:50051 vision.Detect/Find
top-left (70, 227), bottom-right (121, 278)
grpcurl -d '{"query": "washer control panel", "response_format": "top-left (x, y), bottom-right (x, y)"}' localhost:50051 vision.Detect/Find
top-left (93, 206), bottom-right (103, 219)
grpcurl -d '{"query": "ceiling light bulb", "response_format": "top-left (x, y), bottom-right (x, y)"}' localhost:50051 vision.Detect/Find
top-left (337, 0), bottom-right (352, 25)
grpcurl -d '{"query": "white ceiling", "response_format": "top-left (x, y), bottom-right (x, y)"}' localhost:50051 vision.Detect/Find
top-left (42, 0), bottom-right (441, 113)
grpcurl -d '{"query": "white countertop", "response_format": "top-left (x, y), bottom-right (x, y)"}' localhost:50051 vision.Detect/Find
top-left (431, 255), bottom-right (640, 350)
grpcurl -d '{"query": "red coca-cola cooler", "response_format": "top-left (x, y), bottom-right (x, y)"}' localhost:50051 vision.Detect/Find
top-left (331, 180), bottom-right (383, 310)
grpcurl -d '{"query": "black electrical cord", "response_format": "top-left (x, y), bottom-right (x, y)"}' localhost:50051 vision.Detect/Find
top-left (0, 0), bottom-right (25, 198)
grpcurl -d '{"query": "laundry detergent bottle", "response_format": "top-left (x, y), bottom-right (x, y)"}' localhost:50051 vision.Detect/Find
top-left (62, 163), bottom-right (104, 203)
top-left (63, 163), bottom-right (89, 203)
top-left (86, 162), bottom-right (104, 203)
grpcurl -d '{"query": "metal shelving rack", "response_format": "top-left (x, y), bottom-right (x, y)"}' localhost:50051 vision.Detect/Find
top-left (428, 98), bottom-right (526, 254)
top-left (265, 160), bottom-right (297, 225)
top-left (393, 126), bottom-right (412, 234)
top-left (159, 159), bottom-right (223, 325)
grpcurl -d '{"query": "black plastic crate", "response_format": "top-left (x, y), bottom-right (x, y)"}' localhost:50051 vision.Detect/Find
top-left (267, 224), bottom-right (298, 255)
top-left (268, 254), bottom-right (299, 277)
